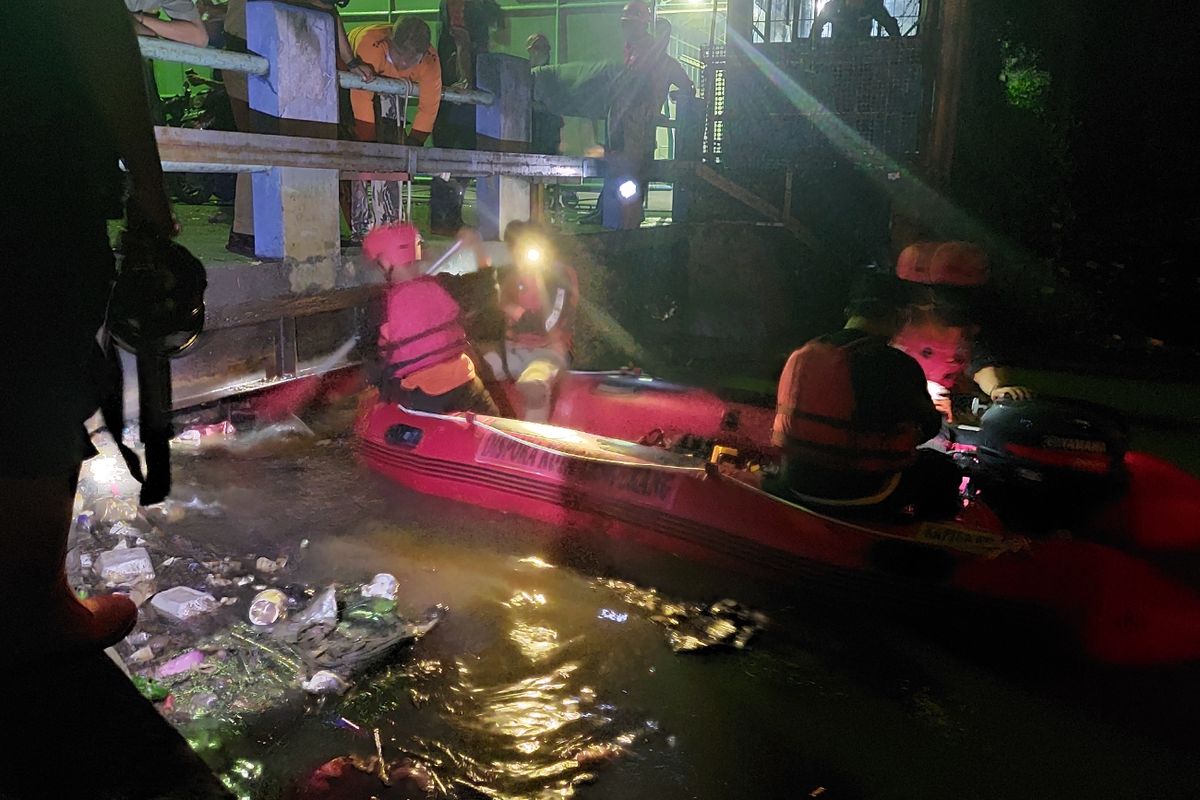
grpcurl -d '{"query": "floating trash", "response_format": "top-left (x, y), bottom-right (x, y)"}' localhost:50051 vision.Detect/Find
top-left (594, 579), bottom-right (768, 653)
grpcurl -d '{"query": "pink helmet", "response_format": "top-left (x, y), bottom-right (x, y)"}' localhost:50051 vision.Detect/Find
top-left (896, 241), bottom-right (989, 287)
top-left (363, 222), bottom-right (421, 269)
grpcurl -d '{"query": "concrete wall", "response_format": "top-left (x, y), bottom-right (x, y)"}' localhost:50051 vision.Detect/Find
top-left (556, 223), bottom-right (849, 383)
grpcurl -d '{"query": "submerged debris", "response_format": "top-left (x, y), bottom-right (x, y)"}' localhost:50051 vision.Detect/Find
top-left (594, 579), bottom-right (768, 653)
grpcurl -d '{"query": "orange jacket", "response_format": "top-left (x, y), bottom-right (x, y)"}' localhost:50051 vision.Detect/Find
top-left (348, 24), bottom-right (442, 139)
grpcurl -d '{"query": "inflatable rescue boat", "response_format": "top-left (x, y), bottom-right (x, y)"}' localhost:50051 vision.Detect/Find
top-left (356, 370), bottom-right (1200, 665)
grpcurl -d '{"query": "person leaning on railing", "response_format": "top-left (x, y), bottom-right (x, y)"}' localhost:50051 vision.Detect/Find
top-left (222, 0), bottom-right (376, 256)
top-left (345, 17), bottom-right (442, 240)
top-left (126, 0), bottom-right (210, 125)
top-left (127, 0), bottom-right (209, 47)
top-left (348, 17), bottom-right (441, 147)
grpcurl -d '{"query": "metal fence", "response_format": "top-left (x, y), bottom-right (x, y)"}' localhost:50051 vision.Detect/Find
top-left (701, 36), bottom-right (923, 168)
top-left (753, 0), bottom-right (923, 44)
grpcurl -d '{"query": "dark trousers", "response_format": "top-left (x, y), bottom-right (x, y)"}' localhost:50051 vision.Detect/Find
top-left (383, 376), bottom-right (499, 415)
top-left (431, 103), bottom-right (476, 234)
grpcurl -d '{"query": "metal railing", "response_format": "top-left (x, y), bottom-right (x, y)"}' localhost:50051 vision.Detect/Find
top-left (137, 36), bottom-right (493, 106)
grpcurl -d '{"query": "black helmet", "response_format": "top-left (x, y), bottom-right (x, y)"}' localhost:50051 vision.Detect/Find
top-left (109, 234), bottom-right (207, 358)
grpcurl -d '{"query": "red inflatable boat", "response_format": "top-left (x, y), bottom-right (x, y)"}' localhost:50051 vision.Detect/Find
top-left (356, 371), bottom-right (1200, 665)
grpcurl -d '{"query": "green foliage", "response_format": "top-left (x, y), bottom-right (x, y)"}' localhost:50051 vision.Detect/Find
top-left (1000, 42), bottom-right (1051, 113)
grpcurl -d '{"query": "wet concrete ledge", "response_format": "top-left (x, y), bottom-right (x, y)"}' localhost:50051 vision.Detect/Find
top-left (0, 653), bottom-right (231, 800)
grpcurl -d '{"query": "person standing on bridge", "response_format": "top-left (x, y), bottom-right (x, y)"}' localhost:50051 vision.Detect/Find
top-left (808, 0), bottom-right (902, 40)
top-left (527, 33), bottom-right (566, 158)
top-left (430, 0), bottom-right (503, 236)
top-left (593, 8), bottom-right (694, 229)
top-left (348, 17), bottom-right (442, 240)
top-left (223, 0), bottom-right (375, 256)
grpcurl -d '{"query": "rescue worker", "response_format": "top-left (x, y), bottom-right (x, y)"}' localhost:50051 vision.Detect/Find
top-left (482, 222), bottom-right (579, 423)
top-left (2, 0), bottom-right (175, 660)
top-left (593, 6), bottom-right (694, 229)
top-left (891, 240), bottom-right (1034, 419)
top-left (364, 223), bottom-right (499, 415)
top-left (772, 272), bottom-right (959, 516)
top-left (348, 17), bottom-right (442, 237)
top-left (431, 0), bottom-right (502, 235)
top-left (528, 33), bottom-right (565, 157)
top-left (808, 0), bottom-right (901, 39)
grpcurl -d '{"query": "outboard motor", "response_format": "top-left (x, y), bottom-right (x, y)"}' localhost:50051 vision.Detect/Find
top-left (960, 399), bottom-right (1129, 531)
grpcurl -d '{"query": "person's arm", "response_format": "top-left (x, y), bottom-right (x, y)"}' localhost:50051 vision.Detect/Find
top-left (664, 57), bottom-right (694, 96)
top-left (73, 0), bottom-right (174, 236)
top-left (336, 13), bottom-right (375, 81)
top-left (136, 12), bottom-right (209, 46)
top-left (896, 353), bottom-right (944, 441)
top-left (875, 4), bottom-right (902, 38)
top-left (808, 5), bottom-right (831, 38)
top-left (542, 265), bottom-right (577, 333)
top-left (130, 14), bottom-right (157, 36)
top-left (407, 51), bottom-right (443, 144)
top-left (349, 32), bottom-right (390, 140)
top-left (973, 365), bottom-right (1035, 402)
top-left (969, 333), bottom-right (1034, 401)
top-left (134, 0), bottom-right (209, 46)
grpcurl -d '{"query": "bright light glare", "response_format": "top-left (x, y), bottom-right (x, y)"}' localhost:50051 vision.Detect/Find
top-left (618, 179), bottom-right (638, 200)
top-left (524, 245), bottom-right (543, 264)
top-left (89, 456), bottom-right (119, 485)
top-left (523, 422), bottom-right (586, 443)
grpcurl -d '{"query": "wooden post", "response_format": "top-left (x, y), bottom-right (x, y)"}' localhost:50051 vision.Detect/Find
top-left (672, 93), bottom-right (705, 222)
top-left (726, 0), bottom-right (754, 42)
top-left (530, 183), bottom-right (547, 224)
top-left (925, 0), bottom-right (971, 189)
top-left (247, 1), bottom-right (340, 260)
top-left (476, 53), bottom-right (532, 241)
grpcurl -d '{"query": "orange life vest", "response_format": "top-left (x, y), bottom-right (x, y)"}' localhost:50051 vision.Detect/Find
top-left (773, 336), bottom-right (921, 474)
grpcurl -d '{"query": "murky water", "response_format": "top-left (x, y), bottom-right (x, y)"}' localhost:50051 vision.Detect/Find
top-left (94, 413), bottom-right (1200, 800)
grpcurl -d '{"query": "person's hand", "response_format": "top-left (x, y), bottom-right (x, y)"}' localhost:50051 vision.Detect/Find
top-left (456, 227), bottom-right (482, 247)
top-left (352, 61), bottom-right (375, 82)
top-left (503, 303), bottom-right (525, 322)
top-left (128, 181), bottom-right (179, 241)
top-left (991, 385), bottom-right (1035, 402)
top-left (130, 13), bottom-right (157, 36)
top-left (457, 226), bottom-right (492, 268)
top-left (933, 395), bottom-right (953, 421)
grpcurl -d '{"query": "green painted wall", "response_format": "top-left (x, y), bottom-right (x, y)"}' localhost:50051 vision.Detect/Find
top-left (152, 0), bottom-right (720, 94)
